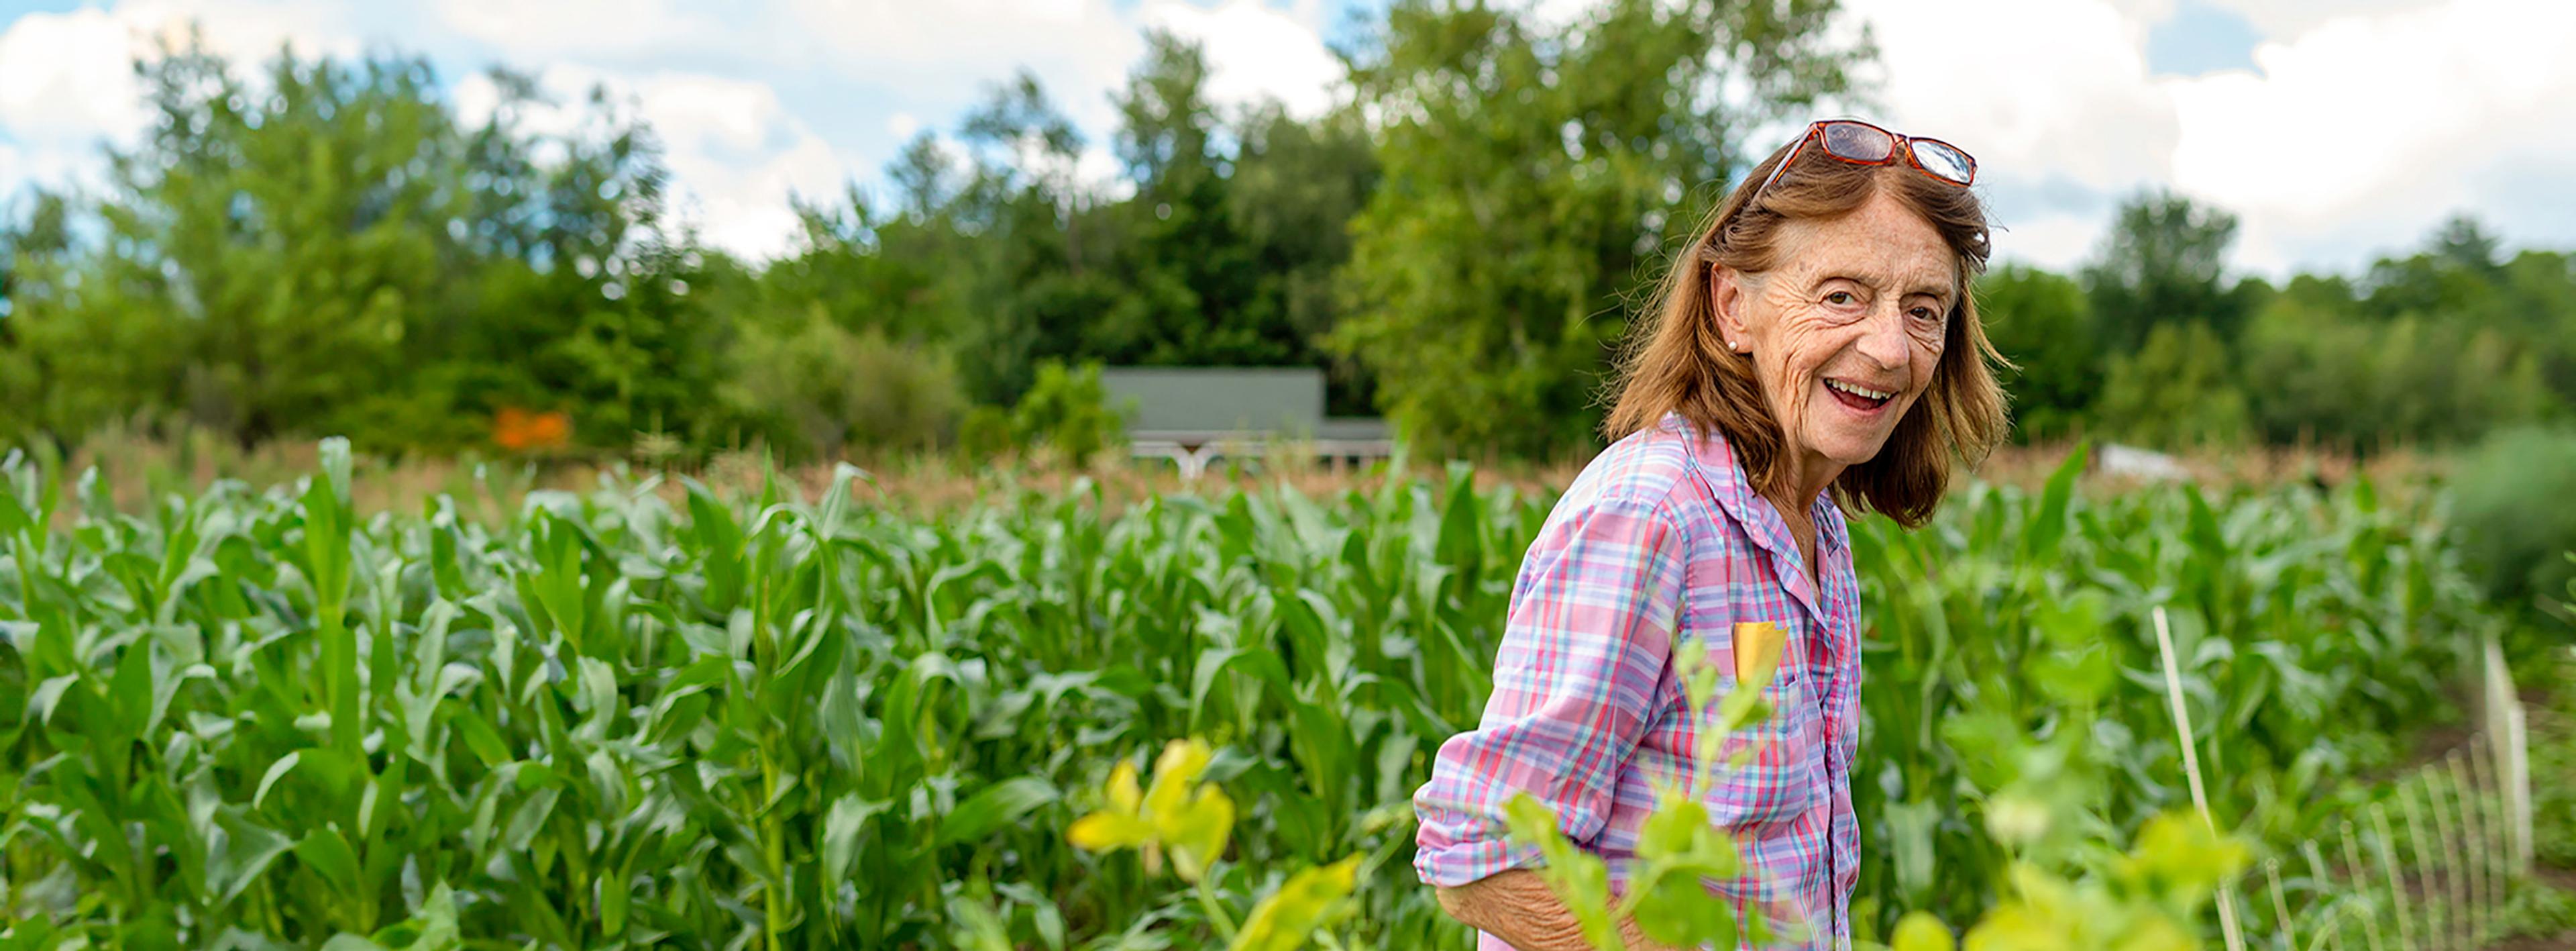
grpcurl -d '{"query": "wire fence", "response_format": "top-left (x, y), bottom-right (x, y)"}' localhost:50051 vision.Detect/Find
top-left (2154, 608), bottom-right (2539, 951)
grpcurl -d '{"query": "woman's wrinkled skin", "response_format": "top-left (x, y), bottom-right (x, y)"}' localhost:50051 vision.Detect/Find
top-left (1711, 188), bottom-right (1955, 509)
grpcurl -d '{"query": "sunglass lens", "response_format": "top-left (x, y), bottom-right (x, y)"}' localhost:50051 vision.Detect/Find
top-left (1911, 140), bottom-right (1975, 185)
top-left (1821, 121), bottom-right (1894, 162)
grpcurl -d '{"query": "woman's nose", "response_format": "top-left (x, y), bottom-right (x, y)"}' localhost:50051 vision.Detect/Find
top-left (1856, 305), bottom-right (1910, 368)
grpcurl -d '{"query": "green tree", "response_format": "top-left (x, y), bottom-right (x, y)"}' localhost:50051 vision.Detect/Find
top-left (398, 67), bottom-right (728, 452)
top-left (1230, 103), bottom-right (1382, 415)
top-left (0, 42), bottom-right (458, 448)
top-left (0, 192), bottom-right (73, 445)
top-left (2497, 248), bottom-right (2576, 403)
top-left (2356, 217), bottom-right (2576, 410)
top-left (940, 72), bottom-right (1121, 405)
top-left (1975, 264), bottom-right (2098, 442)
top-left (1330, 0), bottom-right (1865, 458)
top-left (2082, 189), bottom-right (2250, 350)
top-left (2093, 321), bottom-right (2250, 449)
top-left (1095, 31), bottom-right (1270, 366)
top-left (0, 39), bottom-right (727, 455)
top-left (2238, 289), bottom-right (2381, 447)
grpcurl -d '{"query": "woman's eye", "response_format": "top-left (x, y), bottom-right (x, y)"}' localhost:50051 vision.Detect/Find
top-left (1824, 291), bottom-right (1857, 307)
top-left (1909, 306), bottom-right (1940, 322)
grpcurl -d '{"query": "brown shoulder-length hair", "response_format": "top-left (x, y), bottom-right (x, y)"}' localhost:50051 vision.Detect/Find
top-left (1603, 131), bottom-right (2012, 528)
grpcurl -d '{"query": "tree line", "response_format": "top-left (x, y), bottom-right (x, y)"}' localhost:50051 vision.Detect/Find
top-left (0, 0), bottom-right (2568, 466)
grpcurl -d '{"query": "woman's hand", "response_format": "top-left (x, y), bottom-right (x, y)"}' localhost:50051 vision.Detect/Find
top-left (1434, 870), bottom-right (1687, 951)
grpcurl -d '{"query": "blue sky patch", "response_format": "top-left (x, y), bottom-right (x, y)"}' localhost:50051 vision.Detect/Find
top-left (2145, 0), bottom-right (2264, 77)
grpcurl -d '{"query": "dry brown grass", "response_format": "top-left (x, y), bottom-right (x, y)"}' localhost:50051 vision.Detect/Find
top-left (16, 426), bottom-right (2453, 526)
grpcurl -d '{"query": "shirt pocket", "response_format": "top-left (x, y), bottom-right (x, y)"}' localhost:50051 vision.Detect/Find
top-left (1701, 666), bottom-right (1821, 834)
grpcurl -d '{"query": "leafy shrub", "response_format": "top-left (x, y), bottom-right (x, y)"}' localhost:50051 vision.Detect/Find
top-left (2094, 322), bottom-right (2251, 450)
top-left (727, 317), bottom-right (967, 461)
top-left (1008, 359), bottom-right (1130, 467)
top-left (2449, 427), bottom-right (2576, 610)
top-left (956, 405), bottom-right (1016, 464)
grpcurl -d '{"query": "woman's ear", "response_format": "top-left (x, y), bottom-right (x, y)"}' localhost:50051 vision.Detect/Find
top-left (1709, 264), bottom-right (1752, 352)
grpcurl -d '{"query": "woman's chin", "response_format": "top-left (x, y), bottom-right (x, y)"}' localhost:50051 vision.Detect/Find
top-left (1801, 428), bottom-right (1895, 468)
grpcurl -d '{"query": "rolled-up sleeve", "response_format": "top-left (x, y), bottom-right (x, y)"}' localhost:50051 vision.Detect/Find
top-left (1412, 492), bottom-right (1688, 888)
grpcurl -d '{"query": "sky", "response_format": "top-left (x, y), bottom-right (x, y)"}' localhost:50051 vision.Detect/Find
top-left (0, 0), bottom-right (2571, 278)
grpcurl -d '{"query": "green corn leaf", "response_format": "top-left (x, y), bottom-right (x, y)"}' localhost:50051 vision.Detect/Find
top-left (935, 777), bottom-right (1059, 848)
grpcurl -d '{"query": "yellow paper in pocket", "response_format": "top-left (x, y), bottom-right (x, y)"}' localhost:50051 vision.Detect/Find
top-left (1733, 621), bottom-right (1784, 686)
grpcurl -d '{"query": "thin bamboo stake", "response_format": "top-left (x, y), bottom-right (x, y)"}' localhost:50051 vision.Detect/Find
top-left (2310, 903), bottom-right (2363, 951)
top-left (2472, 724), bottom-right (2513, 927)
top-left (2423, 767), bottom-right (2471, 948)
top-left (2153, 606), bottom-right (2246, 951)
top-left (2342, 822), bottom-right (2388, 951)
top-left (2396, 781), bottom-right (2443, 951)
top-left (2442, 747), bottom-right (2483, 943)
top-left (2303, 840), bottom-right (2348, 951)
top-left (2267, 858), bottom-right (2298, 951)
top-left (2369, 804), bottom-right (2415, 951)
top-left (2452, 747), bottom-right (2493, 943)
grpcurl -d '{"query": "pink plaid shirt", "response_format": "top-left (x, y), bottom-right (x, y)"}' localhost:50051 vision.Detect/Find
top-left (1413, 410), bottom-right (1863, 950)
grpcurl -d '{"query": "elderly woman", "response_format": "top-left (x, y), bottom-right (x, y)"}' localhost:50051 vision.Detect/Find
top-left (1411, 119), bottom-right (2009, 950)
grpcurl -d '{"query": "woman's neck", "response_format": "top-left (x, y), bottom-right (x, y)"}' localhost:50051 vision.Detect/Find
top-left (1768, 449), bottom-right (1843, 525)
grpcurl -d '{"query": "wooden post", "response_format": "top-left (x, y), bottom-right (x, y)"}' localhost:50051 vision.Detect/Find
top-left (2481, 632), bottom-right (2533, 874)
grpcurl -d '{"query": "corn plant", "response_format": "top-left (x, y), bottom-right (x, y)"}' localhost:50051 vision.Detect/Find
top-left (0, 442), bottom-right (2514, 948)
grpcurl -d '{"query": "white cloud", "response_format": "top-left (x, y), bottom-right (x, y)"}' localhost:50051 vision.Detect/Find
top-left (10, 0), bottom-right (2574, 276)
top-left (439, 0), bottom-right (1346, 248)
top-left (632, 71), bottom-right (852, 258)
top-left (0, 0), bottom-right (372, 197)
top-left (0, 9), bottom-right (152, 145)
top-left (1990, 212), bottom-right (2113, 274)
top-left (2200, 0), bottom-right (2436, 38)
top-left (2163, 0), bottom-right (2576, 272)
top-left (1839, 0), bottom-right (2178, 268)
top-left (117, 0), bottom-right (365, 64)
top-left (773, 0), bottom-right (1143, 134)
top-left (435, 0), bottom-right (717, 58)
top-left (1140, 0), bottom-right (1342, 118)
top-left (464, 64), bottom-right (855, 261)
top-left (1833, 0), bottom-right (2576, 278)
top-left (0, 9), bottom-right (150, 196)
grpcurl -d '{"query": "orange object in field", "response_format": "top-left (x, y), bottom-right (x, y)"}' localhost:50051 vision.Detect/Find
top-left (493, 407), bottom-right (571, 452)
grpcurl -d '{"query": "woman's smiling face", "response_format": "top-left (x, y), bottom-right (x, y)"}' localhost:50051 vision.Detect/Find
top-left (1714, 189), bottom-right (1955, 479)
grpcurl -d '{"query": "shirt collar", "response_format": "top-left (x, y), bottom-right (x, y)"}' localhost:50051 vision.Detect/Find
top-left (1658, 409), bottom-right (1847, 556)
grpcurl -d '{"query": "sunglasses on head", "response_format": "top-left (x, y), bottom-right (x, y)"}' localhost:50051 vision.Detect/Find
top-left (1751, 119), bottom-right (1977, 200)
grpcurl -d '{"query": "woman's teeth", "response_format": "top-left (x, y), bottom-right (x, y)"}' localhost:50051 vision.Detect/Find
top-left (1825, 378), bottom-right (1893, 402)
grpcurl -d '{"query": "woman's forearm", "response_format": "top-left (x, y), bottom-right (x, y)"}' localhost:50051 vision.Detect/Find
top-left (1434, 870), bottom-right (1676, 951)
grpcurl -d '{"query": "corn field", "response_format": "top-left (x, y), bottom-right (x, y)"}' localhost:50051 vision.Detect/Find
top-left (0, 440), bottom-right (2542, 948)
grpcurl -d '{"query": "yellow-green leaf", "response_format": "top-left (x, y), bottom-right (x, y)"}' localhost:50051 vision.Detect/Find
top-left (1161, 786), bottom-right (1235, 882)
top-left (1229, 855), bottom-right (1361, 951)
top-left (1067, 811), bottom-right (1153, 852)
top-left (1891, 911), bottom-right (1955, 951)
top-left (1142, 738), bottom-right (1212, 820)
